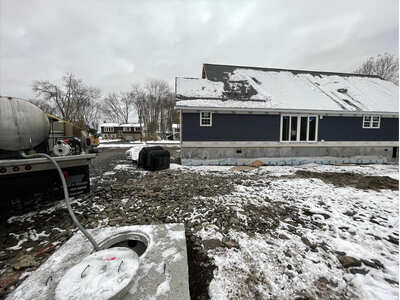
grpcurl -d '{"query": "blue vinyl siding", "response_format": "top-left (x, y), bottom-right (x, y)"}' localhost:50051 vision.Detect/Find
top-left (182, 113), bottom-right (280, 141)
top-left (182, 112), bottom-right (398, 142)
top-left (318, 116), bottom-right (398, 141)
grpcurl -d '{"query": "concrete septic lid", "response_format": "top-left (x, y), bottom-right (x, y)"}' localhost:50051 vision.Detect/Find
top-left (55, 247), bottom-right (139, 300)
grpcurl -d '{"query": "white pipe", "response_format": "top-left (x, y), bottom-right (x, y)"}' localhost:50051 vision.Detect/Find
top-left (20, 152), bottom-right (100, 251)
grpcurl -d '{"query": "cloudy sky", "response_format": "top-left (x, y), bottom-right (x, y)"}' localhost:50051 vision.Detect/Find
top-left (1, 0), bottom-right (398, 99)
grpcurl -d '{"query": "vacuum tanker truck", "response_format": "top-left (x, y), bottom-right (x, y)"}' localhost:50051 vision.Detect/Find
top-left (0, 96), bottom-right (96, 208)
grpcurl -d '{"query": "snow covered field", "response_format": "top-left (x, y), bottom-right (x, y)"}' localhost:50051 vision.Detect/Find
top-left (0, 159), bottom-right (398, 299)
top-left (188, 164), bottom-right (399, 299)
top-left (98, 140), bottom-right (180, 149)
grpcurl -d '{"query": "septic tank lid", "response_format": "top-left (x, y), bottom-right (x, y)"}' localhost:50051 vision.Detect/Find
top-left (55, 247), bottom-right (139, 300)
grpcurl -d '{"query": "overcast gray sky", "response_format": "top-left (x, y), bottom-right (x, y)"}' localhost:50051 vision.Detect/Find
top-left (0, 0), bottom-right (398, 99)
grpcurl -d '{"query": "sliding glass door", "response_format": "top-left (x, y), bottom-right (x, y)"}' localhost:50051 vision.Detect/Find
top-left (281, 115), bottom-right (318, 142)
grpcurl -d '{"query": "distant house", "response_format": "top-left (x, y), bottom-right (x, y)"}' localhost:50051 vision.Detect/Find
top-left (100, 123), bottom-right (142, 141)
top-left (175, 63), bottom-right (399, 165)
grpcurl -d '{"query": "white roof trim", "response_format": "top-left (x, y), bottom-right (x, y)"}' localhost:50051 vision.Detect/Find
top-left (175, 105), bottom-right (399, 117)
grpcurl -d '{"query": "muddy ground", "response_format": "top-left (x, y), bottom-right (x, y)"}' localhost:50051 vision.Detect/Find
top-left (0, 150), bottom-right (398, 299)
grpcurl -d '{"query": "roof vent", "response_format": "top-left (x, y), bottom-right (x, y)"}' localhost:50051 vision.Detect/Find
top-left (337, 88), bottom-right (348, 93)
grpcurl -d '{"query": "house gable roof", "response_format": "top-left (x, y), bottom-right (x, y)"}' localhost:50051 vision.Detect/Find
top-left (176, 63), bottom-right (398, 114)
top-left (202, 63), bottom-right (382, 81)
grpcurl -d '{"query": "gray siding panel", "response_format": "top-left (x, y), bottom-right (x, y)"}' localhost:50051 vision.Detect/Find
top-left (319, 116), bottom-right (398, 141)
top-left (182, 113), bottom-right (280, 141)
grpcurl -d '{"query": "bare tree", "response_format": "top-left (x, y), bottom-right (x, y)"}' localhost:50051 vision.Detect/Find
top-left (102, 92), bottom-right (135, 124)
top-left (144, 79), bottom-right (170, 137)
top-left (131, 84), bottom-right (147, 135)
top-left (29, 98), bottom-right (57, 115)
top-left (355, 53), bottom-right (399, 85)
top-left (81, 101), bottom-right (102, 131)
top-left (32, 74), bottom-right (101, 129)
top-left (129, 80), bottom-right (177, 139)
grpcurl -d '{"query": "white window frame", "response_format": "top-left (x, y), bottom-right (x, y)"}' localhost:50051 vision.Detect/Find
top-left (122, 127), bottom-right (131, 132)
top-left (103, 127), bottom-right (114, 133)
top-left (200, 111), bottom-right (212, 127)
top-left (362, 115), bottom-right (380, 129)
top-left (280, 114), bottom-right (319, 142)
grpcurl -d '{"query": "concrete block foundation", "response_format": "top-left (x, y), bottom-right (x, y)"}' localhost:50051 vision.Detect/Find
top-left (181, 146), bottom-right (397, 166)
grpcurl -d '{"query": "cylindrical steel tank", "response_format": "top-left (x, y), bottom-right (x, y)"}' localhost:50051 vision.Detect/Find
top-left (0, 96), bottom-right (50, 151)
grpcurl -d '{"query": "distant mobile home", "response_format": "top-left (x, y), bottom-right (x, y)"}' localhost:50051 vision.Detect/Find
top-left (175, 63), bottom-right (399, 165)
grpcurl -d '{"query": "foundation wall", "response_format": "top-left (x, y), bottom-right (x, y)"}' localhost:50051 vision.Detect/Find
top-left (181, 146), bottom-right (398, 166)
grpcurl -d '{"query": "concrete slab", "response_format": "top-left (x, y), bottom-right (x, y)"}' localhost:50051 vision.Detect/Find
top-left (7, 223), bottom-right (190, 300)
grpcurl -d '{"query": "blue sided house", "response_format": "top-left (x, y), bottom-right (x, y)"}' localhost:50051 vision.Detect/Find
top-left (174, 63), bottom-right (399, 166)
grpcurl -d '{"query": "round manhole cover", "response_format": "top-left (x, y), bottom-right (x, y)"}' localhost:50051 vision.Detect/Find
top-left (55, 247), bottom-right (139, 300)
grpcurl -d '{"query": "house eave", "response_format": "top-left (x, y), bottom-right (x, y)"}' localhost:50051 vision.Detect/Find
top-left (174, 105), bottom-right (399, 117)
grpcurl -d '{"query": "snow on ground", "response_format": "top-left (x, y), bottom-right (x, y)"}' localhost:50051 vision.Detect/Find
top-left (192, 164), bottom-right (399, 300)
top-left (113, 164), bottom-right (134, 171)
top-left (7, 198), bottom-right (83, 225)
top-left (125, 144), bottom-right (146, 160)
top-left (102, 171), bottom-right (116, 176)
top-left (99, 140), bottom-right (180, 149)
top-left (1, 158), bottom-right (397, 299)
top-left (98, 143), bottom-right (138, 148)
top-left (145, 140), bottom-right (181, 144)
top-left (179, 163), bottom-right (399, 180)
top-left (98, 138), bottom-right (121, 143)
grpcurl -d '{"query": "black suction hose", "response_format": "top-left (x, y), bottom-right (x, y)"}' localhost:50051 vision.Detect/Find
top-left (20, 152), bottom-right (100, 251)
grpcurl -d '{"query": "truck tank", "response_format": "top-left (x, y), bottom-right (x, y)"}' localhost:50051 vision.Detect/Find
top-left (0, 96), bottom-right (50, 151)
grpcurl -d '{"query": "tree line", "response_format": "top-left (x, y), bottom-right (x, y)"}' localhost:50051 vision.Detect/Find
top-left (31, 75), bottom-right (178, 138)
top-left (30, 52), bottom-right (398, 135)
top-left (354, 53), bottom-right (398, 85)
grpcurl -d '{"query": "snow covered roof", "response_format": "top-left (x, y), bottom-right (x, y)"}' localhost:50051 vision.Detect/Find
top-left (176, 64), bottom-right (399, 114)
top-left (101, 123), bottom-right (142, 127)
top-left (120, 123), bottom-right (141, 127)
top-left (101, 123), bottom-right (119, 127)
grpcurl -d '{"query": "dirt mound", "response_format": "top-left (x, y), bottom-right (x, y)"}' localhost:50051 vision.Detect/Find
top-left (250, 160), bottom-right (264, 167)
top-left (294, 171), bottom-right (398, 191)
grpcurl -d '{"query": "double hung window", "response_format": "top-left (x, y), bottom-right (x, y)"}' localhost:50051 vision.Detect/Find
top-left (103, 127), bottom-right (114, 133)
top-left (200, 112), bottom-right (212, 126)
top-left (363, 116), bottom-right (380, 128)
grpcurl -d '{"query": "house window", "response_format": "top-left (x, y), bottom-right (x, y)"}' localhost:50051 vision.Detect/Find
top-left (200, 112), bottom-right (212, 126)
top-left (103, 127), bottom-right (114, 133)
top-left (122, 127), bottom-right (131, 132)
top-left (363, 115), bottom-right (380, 128)
top-left (281, 115), bottom-right (318, 142)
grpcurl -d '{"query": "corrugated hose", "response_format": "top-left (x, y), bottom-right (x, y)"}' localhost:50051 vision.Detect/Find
top-left (20, 152), bottom-right (100, 251)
